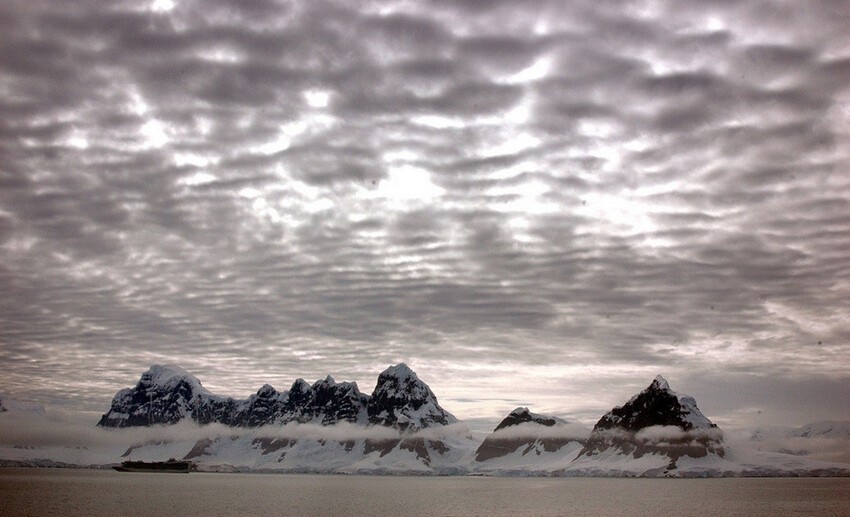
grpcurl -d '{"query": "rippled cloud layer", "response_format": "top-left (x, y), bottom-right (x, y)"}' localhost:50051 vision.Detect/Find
top-left (1, 0), bottom-right (848, 427)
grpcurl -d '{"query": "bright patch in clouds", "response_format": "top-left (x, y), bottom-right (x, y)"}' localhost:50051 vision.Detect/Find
top-left (303, 90), bottom-right (331, 109)
top-left (140, 119), bottom-right (168, 148)
top-left (151, 0), bottom-right (174, 13)
top-left (178, 171), bottom-right (217, 186)
top-left (376, 167), bottom-right (444, 204)
top-left (498, 56), bottom-right (553, 85)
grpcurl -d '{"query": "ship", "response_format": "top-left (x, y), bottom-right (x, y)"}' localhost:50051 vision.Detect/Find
top-left (113, 458), bottom-right (195, 473)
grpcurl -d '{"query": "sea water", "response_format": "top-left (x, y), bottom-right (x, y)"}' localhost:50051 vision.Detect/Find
top-left (1, 468), bottom-right (848, 516)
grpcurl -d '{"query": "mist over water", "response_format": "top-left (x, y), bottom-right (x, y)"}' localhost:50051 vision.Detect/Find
top-left (3, 410), bottom-right (849, 466)
top-left (0, 410), bottom-right (472, 451)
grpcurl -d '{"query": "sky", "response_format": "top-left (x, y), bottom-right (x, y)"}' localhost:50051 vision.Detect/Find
top-left (1, 0), bottom-right (849, 432)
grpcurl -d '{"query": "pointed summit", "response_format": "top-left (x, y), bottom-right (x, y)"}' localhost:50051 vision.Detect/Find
top-left (596, 376), bottom-right (716, 432)
top-left (139, 365), bottom-right (208, 392)
top-left (651, 375), bottom-right (670, 391)
top-left (367, 364), bottom-right (457, 430)
top-left (494, 407), bottom-right (566, 432)
top-left (578, 376), bottom-right (724, 465)
top-left (256, 384), bottom-right (277, 398)
top-left (475, 407), bottom-right (580, 462)
top-left (596, 374), bottom-right (718, 434)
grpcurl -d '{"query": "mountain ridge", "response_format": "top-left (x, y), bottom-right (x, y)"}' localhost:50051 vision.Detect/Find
top-left (5, 371), bottom-right (850, 476)
top-left (98, 363), bottom-right (455, 431)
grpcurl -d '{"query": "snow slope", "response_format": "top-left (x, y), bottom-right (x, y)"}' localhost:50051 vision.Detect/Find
top-left (3, 372), bottom-right (850, 476)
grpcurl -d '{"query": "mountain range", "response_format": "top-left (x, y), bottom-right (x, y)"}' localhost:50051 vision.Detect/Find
top-left (2, 365), bottom-right (849, 476)
top-left (98, 363), bottom-right (455, 431)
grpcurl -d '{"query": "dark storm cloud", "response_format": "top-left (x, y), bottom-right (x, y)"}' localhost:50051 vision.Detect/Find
top-left (0, 0), bottom-right (848, 427)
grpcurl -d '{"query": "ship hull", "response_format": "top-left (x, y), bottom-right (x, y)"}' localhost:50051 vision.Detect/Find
top-left (113, 460), bottom-right (193, 473)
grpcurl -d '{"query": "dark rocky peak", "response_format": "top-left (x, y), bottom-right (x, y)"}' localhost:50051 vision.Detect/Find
top-left (138, 364), bottom-right (208, 398)
top-left (98, 364), bottom-right (450, 430)
top-left (579, 376), bottom-right (723, 466)
top-left (310, 377), bottom-right (369, 425)
top-left (98, 365), bottom-right (220, 427)
top-left (494, 407), bottom-right (566, 432)
top-left (290, 378), bottom-right (311, 394)
top-left (256, 384), bottom-right (278, 399)
top-left (312, 375), bottom-right (336, 388)
top-left (475, 408), bottom-right (580, 462)
top-left (593, 375), bottom-right (716, 432)
top-left (286, 379), bottom-right (313, 408)
top-left (233, 383), bottom-right (287, 427)
top-left (367, 363), bottom-right (457, 431)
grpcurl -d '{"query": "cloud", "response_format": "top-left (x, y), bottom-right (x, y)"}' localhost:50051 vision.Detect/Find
top-left (0, 411), bottom-right (470, 450)
top-left (485, 422), bottom-right (590, 442)
top-left (0, 0), bottom-right (848, 430)
top-left (633, 425), bottom-right (723, 445)
top-left (723, 426), bottom-right (850, 464)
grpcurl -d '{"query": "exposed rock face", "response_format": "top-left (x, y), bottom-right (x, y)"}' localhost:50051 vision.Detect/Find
top-left (593, 376), bottom-right (715, 432)
top-left (475, 407), bottom-right (581, 462)
top-left (99, 365), bottom-right (365, 428)
top-left (229, 377), bottom-right (369, 427)
top-left (231, 384), bottom-right (287, 427)
top-left (308, 377), bottom-right (369, 425)
top-left (97, 365), bottom-right (233, 427)
top-left (98, 363), bottom-right (442, 430)
top-left (579, 376), bottom-right (724, 466)
top-left (366, 363), bottom-right (458, 431)
top-left (494, 407), bottom-right (565, 431)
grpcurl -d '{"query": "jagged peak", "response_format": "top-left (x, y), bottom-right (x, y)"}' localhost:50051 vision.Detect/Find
top-left (598, 375), bottom-right (717, 432)
top-left (256, 384), bottom-right (277, 397)
top-left (367, 363), bottom-right (457, 430)
top-left (494, 407), bottom-right (566, 431)
top-left (290, 378), bottom-right (311, 392)
top-left (335, 380), bottom-right (362, 394)
top-left (380, 363), bottom-right (418, 381)
top-left (651, 375), bottom-right (670, 391)
top-left (312, 375), bottom-right (336, 388)
top-left (138, 364), bottom-right (210, 395)
top-left (624, 375), bottom-right (674, 406)
top-left (373, 363), bottom-right (433, 401)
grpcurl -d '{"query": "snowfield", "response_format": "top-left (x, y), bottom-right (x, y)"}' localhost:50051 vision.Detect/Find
top-left (2, 413), bottom-right (849, 477)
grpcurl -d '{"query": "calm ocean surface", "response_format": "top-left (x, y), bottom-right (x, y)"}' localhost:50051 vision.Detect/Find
top-left (1, 468), bottom-right (848, 517)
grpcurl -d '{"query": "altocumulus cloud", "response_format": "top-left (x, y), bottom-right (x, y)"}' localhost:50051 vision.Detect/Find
top-left (0, 0), bottom-right (849, 429)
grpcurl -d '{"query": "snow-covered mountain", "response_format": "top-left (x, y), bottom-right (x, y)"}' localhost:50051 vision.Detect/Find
top-left (788, 421), bottom-right (850, 440)
top-left (576, 376), bottom-right (724, 469)
top-left (475, 407), bottom-right (580, 462)
top-left (230, 377), bottom-right (369, 427)
top-left (6, 372), bottom-right (850, 476)
top-left (733, 420), bottom-right (850, 464)
top-left (98, 363), bottom-right (450, 431)
top-left (594, 376), bottom-right (716, 432)
top-left (97, 365), bottom-right (236, 427)
top-left (366, 363), bottom-right (457, 431)
top-left (92, 363), bottom-right (471, 473)
top-left (169, 424), bottom-right (476, 474)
